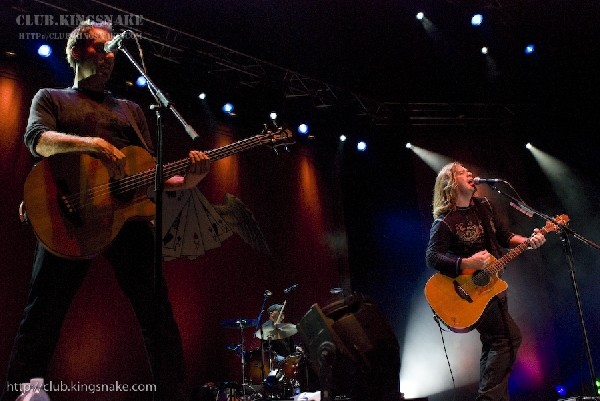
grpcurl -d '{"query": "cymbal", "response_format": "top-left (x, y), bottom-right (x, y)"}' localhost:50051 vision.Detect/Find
top-left (255, 323), bottom-right (297, 340)
top-left (221, 318), bottom-right (258, 329)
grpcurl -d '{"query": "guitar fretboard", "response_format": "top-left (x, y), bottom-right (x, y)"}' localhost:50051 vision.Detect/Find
top-left (120, 134), bottom-right (275, 193)
top-left (484, 226), bottom-right (551, 276)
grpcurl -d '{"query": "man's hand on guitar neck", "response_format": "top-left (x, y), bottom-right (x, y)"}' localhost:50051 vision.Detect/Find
top-left (165, 150), bottom-right (211, 190)
top-left (527, 228), bottom-right (546, 249)
top-left (509, 228), bottom-right (546, 250)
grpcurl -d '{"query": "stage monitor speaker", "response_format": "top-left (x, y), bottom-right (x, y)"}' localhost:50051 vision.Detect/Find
top-left (298, 293), bottom-right (401, 401)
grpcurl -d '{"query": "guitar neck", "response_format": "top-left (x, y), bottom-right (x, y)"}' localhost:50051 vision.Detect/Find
top-left (161, 134), bottom-right (272, 179)
top-left (486, 242), bottom-right (529, 275)
top-left (485, 226), bottom-right (549, 275)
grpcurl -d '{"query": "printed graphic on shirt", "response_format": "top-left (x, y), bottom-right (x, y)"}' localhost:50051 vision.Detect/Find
top-left (456, 221), bottom-right (484, 244)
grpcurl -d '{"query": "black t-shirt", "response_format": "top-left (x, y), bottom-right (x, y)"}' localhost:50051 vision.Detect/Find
top-left (24, 87), bottom-right (153, 157)
top-left (425, 197), bottom-right (515, 277)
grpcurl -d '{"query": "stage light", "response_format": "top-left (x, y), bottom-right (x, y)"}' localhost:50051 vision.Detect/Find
top-left (198, 92), bottom-right (206, 100)
top-left (471, 14), bottom-right (483, 26)
top-left (481, 47), bottom-right (489, 54)
top-left (524, 44), bottom-right (535, 54)
top-left (555, 385), bottom-right (567, 397)
top-left (269, 112), bottom-right (277, 120)
top-left (135, 76), bottom-right (147, 88)
top-left (357, 141), bottom-right (367, 152)
top-left (297, 124), bottom-right (309, 135)
top-left (339, 135), bottom-right (347, 142)
top-left (406, 142), bottom-right (412, 149)
top-left (416, 12), bottom-right (424, 20)
top-left (37, 44), bottom-right (52, 58)
top-left (222, 103), bottom-right (234, 114)
top-left (525, 142), bottom-right (533, 149)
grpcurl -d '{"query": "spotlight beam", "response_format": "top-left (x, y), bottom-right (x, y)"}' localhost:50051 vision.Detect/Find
top-left (408, 145), bottom-right (453, 172)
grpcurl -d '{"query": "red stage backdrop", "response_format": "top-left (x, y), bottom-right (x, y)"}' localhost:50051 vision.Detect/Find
top-left (0, 61), bottom-right (349, 400)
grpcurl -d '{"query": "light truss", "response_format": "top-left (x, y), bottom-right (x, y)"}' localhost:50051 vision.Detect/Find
top-left (5, 0), bottom-right (519, 128)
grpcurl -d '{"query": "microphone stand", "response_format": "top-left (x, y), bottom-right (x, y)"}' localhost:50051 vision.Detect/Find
top-left (487, 182), bottom-right (600, 398)
top-left (112, 36), bottom-right (203, 400)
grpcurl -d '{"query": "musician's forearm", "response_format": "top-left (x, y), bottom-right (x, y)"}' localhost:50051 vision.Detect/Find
top-left (164, 176), bottom-right (186, 191)
top-left (35, 131), bottom-right (100, 157)
top-left (509, 234), bottom-right (528, 247)
top-left (164, 175), bottom-right (206, 190)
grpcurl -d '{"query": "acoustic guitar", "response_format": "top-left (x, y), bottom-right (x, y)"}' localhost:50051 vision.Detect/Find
top-left (22, 128), bottom-right (293, 259)
top-left (424, 214), bottom-right (569, 333)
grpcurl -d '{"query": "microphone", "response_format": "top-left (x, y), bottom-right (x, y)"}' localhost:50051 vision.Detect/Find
top-left (104, 31), bottom-right (130, 53)
top-left (264, 290), bottom-right (272, 297)
top-left (473, 177), bottom-right (504, 185)
top-left (283, 284), bottom-right (298, 294)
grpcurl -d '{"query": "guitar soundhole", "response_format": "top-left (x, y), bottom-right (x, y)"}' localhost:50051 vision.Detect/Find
top-left (472, 271), bottom-right (491, 286)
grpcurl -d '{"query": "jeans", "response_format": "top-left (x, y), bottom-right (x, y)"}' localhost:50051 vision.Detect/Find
top-left (475, 296), bottom-right (522, 401)
top-left (1, 222), bottom-right (188, 401)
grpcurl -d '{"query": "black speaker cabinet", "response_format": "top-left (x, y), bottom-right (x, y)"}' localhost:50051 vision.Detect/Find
top-left (298, 293), bottom-right (401, 401)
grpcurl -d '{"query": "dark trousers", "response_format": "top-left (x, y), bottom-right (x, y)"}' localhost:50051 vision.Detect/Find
top-left (1, 222), bottom-right (188, 401)
top-left (476, 296), bottom-right (522, 401)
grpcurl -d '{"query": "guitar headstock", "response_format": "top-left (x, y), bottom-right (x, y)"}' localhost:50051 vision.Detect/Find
top-left (263, 127), bottom-right (295, 152)
top-left (542, 214), bottom-right (570, 234)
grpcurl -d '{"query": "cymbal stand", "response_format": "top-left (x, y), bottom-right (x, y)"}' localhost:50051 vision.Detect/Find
top-left (255, 291), bottom-right (271, 397)
top-left (236, 322), bottom-right (249, 399)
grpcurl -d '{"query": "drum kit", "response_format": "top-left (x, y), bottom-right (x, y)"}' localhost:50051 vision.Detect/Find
top-left (219, 311), bottom-right (306, 400)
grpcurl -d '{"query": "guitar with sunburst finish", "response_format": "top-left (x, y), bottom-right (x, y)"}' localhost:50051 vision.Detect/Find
top-left (424, 214), bottom-right (569, 333)
top-left (22, 128), bottom-right (293, 260)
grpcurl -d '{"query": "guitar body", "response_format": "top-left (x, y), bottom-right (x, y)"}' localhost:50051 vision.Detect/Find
top-left (424, 270), bottom-right (508, 333)
top-left (24, 146), bottom-right (156, 259)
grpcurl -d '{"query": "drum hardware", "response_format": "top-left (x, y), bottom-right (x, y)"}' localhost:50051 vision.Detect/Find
top-left (221, 294), bottom-right (309, 399)
top-left (221, 317), bottom-right (260, 398)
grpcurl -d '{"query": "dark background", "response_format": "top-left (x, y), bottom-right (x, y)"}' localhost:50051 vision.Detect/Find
top-left (1, 1), bottom-right (599, 400)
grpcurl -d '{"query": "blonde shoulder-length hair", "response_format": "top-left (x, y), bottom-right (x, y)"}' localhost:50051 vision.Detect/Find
top-left (432, 161), bottom-right (462, 219)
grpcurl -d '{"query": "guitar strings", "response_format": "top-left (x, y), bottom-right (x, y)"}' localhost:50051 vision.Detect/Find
top-left (454, 220), bottom-right (562, 295)
top-left (457, 241), bottom-right (532, 293)
top-left (60, 135), bottom-right (271, 211)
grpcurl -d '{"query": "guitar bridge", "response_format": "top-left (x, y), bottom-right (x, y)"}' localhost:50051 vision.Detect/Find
top-left (453, 280), bottom-right (473, 303)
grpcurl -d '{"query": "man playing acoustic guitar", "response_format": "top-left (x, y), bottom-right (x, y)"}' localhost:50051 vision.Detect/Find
top-left (425, 162), bottom-right (546, 401)
top-left (2, 20), bottom-right (209, 401)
